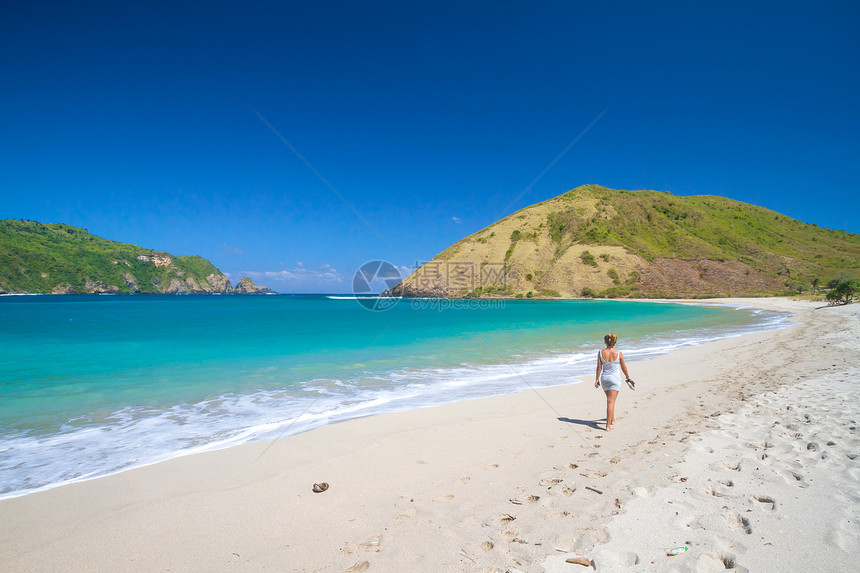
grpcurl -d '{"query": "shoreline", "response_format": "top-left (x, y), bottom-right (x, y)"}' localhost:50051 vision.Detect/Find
top-left (1, 298), bottom-right (857, 571)
top-left (0, 298), bottom-right (789, 502)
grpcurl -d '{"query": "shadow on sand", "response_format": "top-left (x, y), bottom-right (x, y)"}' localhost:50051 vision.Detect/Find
top-left (557, 417), bottom-right (604, 430)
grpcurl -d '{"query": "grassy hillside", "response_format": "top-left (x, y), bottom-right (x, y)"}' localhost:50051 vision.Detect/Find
top-left (391, 185), bottom-right (860, 298)
top-left (0, 220), bottom-right (231, 294)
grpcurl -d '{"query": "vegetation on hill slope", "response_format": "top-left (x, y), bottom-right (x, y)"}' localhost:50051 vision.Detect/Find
top-left (0, 220), bottom-right (266, 294)
top-left (389, 185), bottom-right (860, 298)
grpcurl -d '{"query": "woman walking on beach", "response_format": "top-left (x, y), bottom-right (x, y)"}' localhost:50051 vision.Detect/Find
top-left (595, 333), bottom-right (633, 431)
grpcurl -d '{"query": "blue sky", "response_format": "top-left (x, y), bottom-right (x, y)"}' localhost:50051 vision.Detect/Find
top-left (2, 1), bottom-right (858, 293)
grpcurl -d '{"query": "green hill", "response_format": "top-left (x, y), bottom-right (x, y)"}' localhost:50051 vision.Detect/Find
top-left (389, 185), bottom-right (860, 298)
top-left (0, 220), bottom-right (237, 294)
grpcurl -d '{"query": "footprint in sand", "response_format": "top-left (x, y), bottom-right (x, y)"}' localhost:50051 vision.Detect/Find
top-left (343, 561), bottom-right (370, 573)
top-left (705, 484), bottom-right (730, 498)
top-left (343, 535), bottom-right (382, 555)
top-left (724, 513), bottom-right (753, 534)
top-left (724, 460), bottom-right (741, 471)
top-left (696, 551), bottom-right (744, 572)
top-left (539, 477), bottom-right (563, 486)
top-left (396, 509), bottom-right (417, 523)
top-left (547, 483), bottom-right (576, 496)
top-left (460, 476), bottom-right (470, 485)
top-left (432, 494), bottom-right (454, 503)
top-left (509, 495), bottom-right (540, 505)
top-left (753, 495), bottom-right (777, 510)
top-left (590, 548), bottom-right (640, 568)
top-left (781, 470), bottom-right (809, 488)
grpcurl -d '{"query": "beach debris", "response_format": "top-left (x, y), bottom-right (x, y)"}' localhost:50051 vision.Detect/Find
top-left (459, 549), bottom-right (477, 564)
top-left (500, 513), bottom-right (516, 524)
top-left (509, 495), bottom-right (540, 505)
top-left (667, 546), bottom-right (689, 556)
top-left (585, 486), bottom-right (603, 495)
top-left (481, 540), bottom-right (494, 551)
top-left (312, 482), bottom-right (329, 493)
top-left (511, 537), bottom-right (528, 544)
top-left (565, 557), bottom-right (592, 566)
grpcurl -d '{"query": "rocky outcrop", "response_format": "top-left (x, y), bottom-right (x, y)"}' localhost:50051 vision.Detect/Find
top-left (51, 284), bottom-right (75, 294)
top-left (83, 279), bottom-right (120, 294)
top-left (383, 281), bottom-right (448, 298)
top-left (206, 273), bottom-right (233, 294)
top-left (234, 277), bottom-right (276, 294)
top-left (184, 277), bottom-right (202, 292)
top-left (164, 277), bottom-right (187, 294)
top-left (122, 273), bottom-right (139, 294)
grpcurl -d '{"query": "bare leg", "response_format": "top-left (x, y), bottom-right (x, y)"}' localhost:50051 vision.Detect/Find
top-left (604, 390), bottom-right (619, 431)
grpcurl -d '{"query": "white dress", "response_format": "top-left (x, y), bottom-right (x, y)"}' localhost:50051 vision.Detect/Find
top-left (598, 350), bottom-right (623, 391)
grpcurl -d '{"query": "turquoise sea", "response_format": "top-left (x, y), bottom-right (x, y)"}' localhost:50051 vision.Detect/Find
top-left (0, 295), bottom-right (788, 498)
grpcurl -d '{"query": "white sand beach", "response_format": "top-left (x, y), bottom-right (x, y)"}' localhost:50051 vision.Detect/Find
top-left (1, 298), bottom-right (857, 572)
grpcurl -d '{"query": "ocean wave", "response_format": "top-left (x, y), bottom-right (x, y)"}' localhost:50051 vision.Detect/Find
top-left (326, 296), bottom-right (379, 300)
